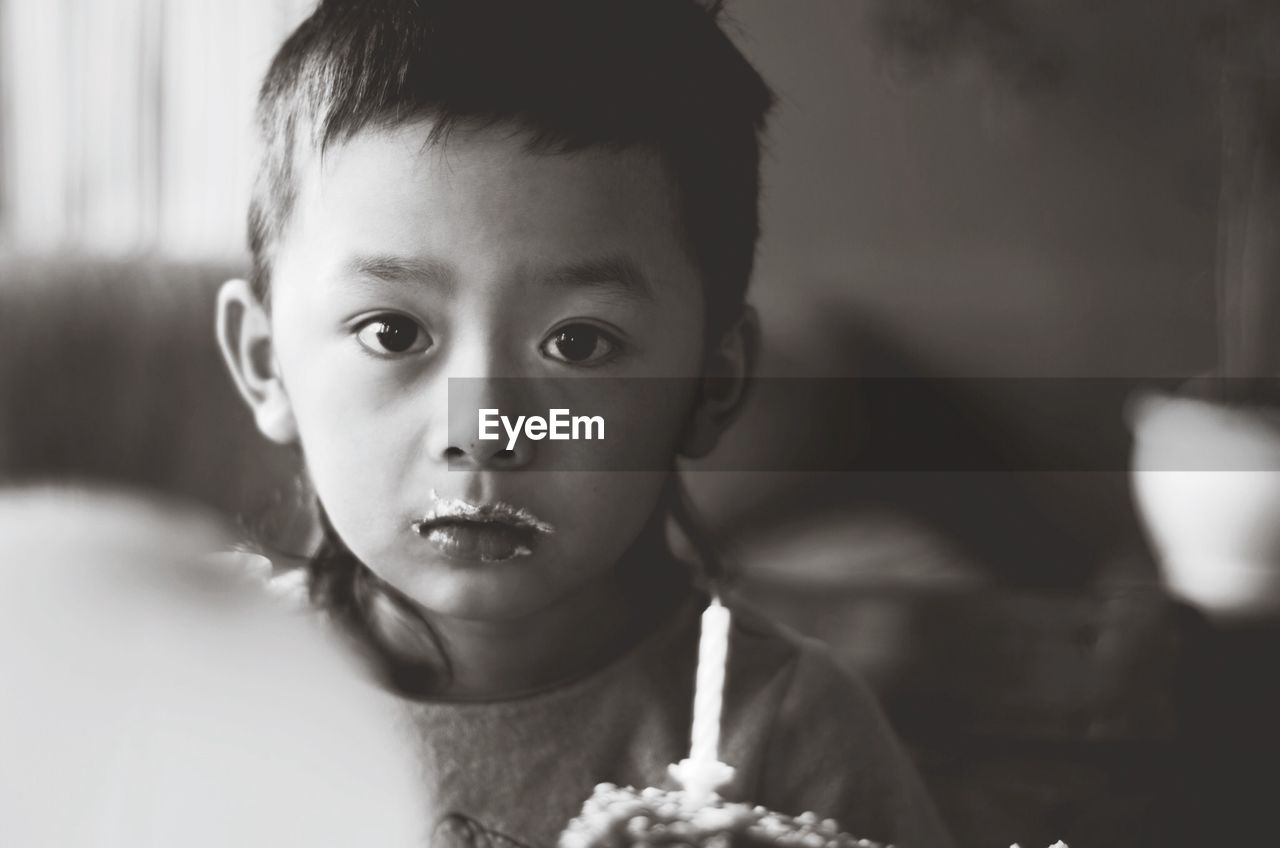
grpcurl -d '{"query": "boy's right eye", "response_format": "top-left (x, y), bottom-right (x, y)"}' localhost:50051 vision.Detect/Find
top-left (354, 314), bottom-right (432, 356)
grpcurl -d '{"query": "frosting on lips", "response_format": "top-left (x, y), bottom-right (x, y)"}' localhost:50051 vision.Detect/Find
top-left (415, 519), bottom-right (535, 562)
top-left (412, 492), bottom-right (555, 562)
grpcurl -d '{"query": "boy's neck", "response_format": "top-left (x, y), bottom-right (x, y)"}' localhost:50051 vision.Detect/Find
top-left (431, 571), bottom-right (640, 699)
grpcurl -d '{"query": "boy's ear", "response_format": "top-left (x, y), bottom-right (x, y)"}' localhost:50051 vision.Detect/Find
top-left (679, 305), bottom-right (760, 460)
top-left (215, 279), bottom-right (298, 445)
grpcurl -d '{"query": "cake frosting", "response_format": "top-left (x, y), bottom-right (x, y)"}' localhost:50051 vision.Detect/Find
top-left (559, 783), bottom-right (889, 848)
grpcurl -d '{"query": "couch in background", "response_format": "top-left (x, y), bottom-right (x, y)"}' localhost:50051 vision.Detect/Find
top-left (0, 255), bottom-right (308, 547)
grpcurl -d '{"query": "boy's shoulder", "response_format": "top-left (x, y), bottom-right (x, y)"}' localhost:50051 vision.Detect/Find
top-left (726, 598), bottom-right (869, 704)
top-left (724, 600), bottom-right (955, 848)
top-left (720, 597), bottom-right (895, 764)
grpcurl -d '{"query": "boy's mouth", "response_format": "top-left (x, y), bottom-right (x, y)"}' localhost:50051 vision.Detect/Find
top-left (411, 497), bottom-right (555, 563)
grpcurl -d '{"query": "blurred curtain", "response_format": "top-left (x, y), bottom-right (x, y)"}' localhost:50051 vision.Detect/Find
top-left (0, 0), bottom-right (313, 258)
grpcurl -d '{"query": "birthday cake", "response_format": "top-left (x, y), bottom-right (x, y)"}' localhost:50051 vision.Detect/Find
top-left (559, 783), bottom-right (889, 848)
top-left (558, 597), bottom-right (892, 848)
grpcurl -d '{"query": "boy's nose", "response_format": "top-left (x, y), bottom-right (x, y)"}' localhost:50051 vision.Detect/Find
top-left (440, 434), bottom-right (533, 471)
top-left (437, 378), bottom-right (536, 470)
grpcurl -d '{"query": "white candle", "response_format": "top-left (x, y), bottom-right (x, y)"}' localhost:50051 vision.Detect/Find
top-left (669, 594), bottom-right (735, 802)
top-left (690, 595), bottom-right (730, 762)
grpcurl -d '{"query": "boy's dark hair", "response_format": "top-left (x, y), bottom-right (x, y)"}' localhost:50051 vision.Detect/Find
top-left (249, 0), bottom-right (775, 334)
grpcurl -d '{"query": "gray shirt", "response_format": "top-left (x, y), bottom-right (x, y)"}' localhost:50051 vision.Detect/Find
top-left (393, 597), bottom-right (954, 848)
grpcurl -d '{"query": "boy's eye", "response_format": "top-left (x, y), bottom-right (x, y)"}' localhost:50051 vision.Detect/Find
top-left (541, 324), bottom-right (617, 365)
top-left (355, 314), bottom-right (432, 356)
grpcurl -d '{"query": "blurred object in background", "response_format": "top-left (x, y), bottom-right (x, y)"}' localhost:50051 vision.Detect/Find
top-left (1131, 391), bottom-right (1280, 623)
top-left (0, 484), bottom-right (426, 848)
top-left (867, 0), bottom-right (1069, 96)
top-left (0, 256), bottom-right (312, 553)
top-left (0, 0), bottom-right (311, 257)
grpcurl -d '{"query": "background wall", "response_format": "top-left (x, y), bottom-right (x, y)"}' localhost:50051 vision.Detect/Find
top-left (735, 0), bottom-right (1221, 380)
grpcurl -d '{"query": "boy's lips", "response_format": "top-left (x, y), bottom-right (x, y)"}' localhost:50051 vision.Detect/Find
top-left (410, 497), bottom-right (555, 563)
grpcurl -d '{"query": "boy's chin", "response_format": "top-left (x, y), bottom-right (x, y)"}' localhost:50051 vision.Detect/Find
top-left (386, 560), bottom-right (586, 624)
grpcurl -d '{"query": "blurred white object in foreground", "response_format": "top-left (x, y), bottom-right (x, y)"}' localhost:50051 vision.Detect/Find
top-left (1130, 392), bottom-right (1280, 622)
top-left (0, 485), bottom-right (426, 848)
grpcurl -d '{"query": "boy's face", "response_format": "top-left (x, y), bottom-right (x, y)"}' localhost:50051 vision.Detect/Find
top-left (227, 122), bottom-right (739, 622)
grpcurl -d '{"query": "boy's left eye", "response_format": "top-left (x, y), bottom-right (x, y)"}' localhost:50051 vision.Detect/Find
top-left (540, 324), bottom-right (618, 365)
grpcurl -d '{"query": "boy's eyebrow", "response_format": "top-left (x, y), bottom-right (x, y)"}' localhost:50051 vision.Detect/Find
top-left (340, 252), bottom-right (653, 301)
top-left (540, 254), bottom-right (653, 302)
top-left (342, 254), bottom-right (456, 289)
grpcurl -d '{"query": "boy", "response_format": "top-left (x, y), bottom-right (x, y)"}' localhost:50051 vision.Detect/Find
top-left (216, 2), bottom-right (954, 846)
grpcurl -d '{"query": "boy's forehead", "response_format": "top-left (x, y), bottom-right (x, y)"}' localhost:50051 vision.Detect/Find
top-left (270, 120), bottom-right (707, 354)
top-left (291, 121), bottom-right (687, 248)
top-left (272, 120), bottom-right (702, 305)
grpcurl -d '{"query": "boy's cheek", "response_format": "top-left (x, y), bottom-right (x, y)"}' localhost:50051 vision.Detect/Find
top-left (538, 382), bottom-right (699, 472)
top-left (548, 471), bottom-right (670, 550)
